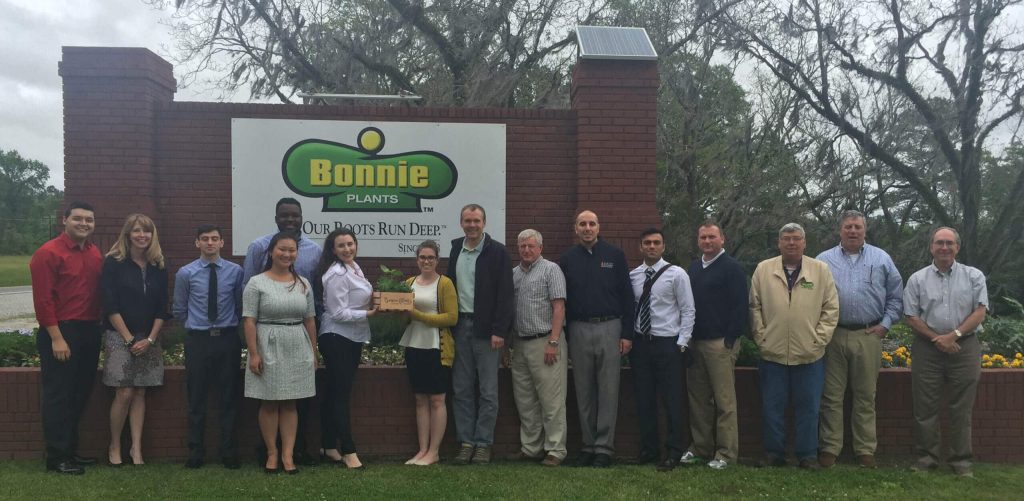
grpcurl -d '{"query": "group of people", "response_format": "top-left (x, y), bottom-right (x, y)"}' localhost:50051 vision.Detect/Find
top-left (30, 200), bottom-right (987, 478)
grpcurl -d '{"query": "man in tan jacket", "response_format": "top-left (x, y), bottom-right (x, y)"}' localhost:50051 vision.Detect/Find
top-left (750, 223), bottom-right (839, 470)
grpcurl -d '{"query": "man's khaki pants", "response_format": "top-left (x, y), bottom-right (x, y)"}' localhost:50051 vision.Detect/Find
top-left (685, 337), bottom-right (740, 462)
top-left (511, 335), bottom-right (568, 459)
top-left (819, 326), bottom-right (881, 457)
top-left (911, 334), bottom-right (981, 467)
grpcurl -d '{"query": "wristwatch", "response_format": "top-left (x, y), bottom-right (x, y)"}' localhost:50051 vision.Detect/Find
top-left (547, 339), bottom-right (558, 347)
top-left (954, 329), bottom-right (963, 338)
top-left (146, 337), bottom-right (156, 345)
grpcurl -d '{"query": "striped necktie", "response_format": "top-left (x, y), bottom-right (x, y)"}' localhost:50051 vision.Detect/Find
top-left (637, 267), bottom-right (655, 335)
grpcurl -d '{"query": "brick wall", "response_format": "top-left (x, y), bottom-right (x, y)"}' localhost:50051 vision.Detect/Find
top-left (59, 46), bottom-right (659, 270)
top-left (2, 367), bottom-right (1021, 463)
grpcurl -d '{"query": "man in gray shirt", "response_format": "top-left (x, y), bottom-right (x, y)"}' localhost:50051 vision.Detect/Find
top-left (510, 229), bottom-right (567, 467)
top-left (903, 227), bottom-right (988, 478)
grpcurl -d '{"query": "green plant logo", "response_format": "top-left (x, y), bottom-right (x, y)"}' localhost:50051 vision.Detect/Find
top-left (281, 127), bottom-right (459, 212)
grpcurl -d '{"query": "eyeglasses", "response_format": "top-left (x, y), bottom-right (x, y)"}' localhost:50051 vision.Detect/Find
top-left (417, 255), bottom-right (437, 261)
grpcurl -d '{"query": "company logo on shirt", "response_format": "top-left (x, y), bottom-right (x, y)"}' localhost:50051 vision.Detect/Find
top-left (282, 127), bottom-right (459, 212)
top-left (600, 261), bottom-right (615, 268)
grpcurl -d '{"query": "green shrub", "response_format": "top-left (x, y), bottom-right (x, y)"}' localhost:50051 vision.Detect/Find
top-left (886, 322), bottom-right (915, 347)
top-left (981, 316), bottom-right (1024, 356)
top-left (736, 336), bottom-right (760, 367)
top-left (0, 330), bottom-right (38, 367)
top-left (369, 313), bottom-right (409, 346)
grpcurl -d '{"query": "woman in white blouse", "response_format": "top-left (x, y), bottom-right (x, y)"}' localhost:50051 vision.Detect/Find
top-left (313, 228), bottom-right (375, 469)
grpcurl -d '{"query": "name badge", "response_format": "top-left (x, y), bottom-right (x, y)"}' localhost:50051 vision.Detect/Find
top-left (800, 281), bottom-right (814, 290)
top-left (600, 261), bottom-right (614, 269)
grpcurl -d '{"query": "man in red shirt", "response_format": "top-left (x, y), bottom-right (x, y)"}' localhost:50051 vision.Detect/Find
top-left (30, 201), bottom-right (103, 474)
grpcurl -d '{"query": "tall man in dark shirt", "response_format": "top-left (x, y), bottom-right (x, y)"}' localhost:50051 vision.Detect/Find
top-left (559, 210), bottom-right (634, 467)
top-left (684, 222), bottom-right (749, 470)
top-left (30, 201), bottom-right (103, 474)
top-left (174, 225), bottom-right (245, 469)
top-left (447, 204), bottom-right (514, 464)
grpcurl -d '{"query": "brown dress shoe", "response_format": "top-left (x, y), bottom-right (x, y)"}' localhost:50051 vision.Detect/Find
top-left (799, 458), bottom-right (822, 471)
top-left (857, 455), bottom-right (876, 469)
top-left (540, 454), bottom-right (563, 467)
top-left (818, 452), bottom-right (837, 468)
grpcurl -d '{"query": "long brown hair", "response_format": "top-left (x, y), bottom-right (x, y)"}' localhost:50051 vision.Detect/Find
top-left (313, 227), bottom-right (359, 304)
top-left (263, 231), bottom-right (305, 292)
top-left (106, 213), bottom-right (165, 269)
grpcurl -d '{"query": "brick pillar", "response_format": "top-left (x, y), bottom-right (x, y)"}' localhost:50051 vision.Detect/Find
top-left (60, 47), bottom-right (176, 246)
top-left (571, 59), bottom-right (661, 262)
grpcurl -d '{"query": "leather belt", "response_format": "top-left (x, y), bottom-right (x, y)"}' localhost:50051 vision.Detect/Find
top-left (257, 321), bottom-right (303, 326)
top-left (188, 327), bottom-right (237, 337)
top-left (518, 331), bottom-right (550, 340)
top-left (579, 315), bottom-right (620, 323)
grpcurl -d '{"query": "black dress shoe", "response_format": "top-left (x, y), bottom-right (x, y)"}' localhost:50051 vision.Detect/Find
top-left (47, 461), bottom-right (85, 475)
top-left (657, 458), bottom-right (678, 472)
top-left (630, 450), bottom-right (659, 465)
top-left (185, 457), bottom-right (204, 469)
top-left (319, 449), bottom-right (344, 465)
top-left (71, 455), bottom-right (98, 466)
top-left (592, 453), bottom-right (613, 468)
top-left (294, 452), bottom-right (319, 466)
top-left (222, 457), bottom-right (240, 470)
top-left (574, 452), bottom-right (595, 467)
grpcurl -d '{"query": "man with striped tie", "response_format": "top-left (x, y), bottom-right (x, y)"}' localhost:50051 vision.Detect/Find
top-left (628, 228), bottom-right (695, 471)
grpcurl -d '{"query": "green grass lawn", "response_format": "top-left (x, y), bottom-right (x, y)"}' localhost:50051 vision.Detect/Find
top-left (0, 460), bottom-right (1020, 500)
top-left (0, 255), bottom-right (31, 287)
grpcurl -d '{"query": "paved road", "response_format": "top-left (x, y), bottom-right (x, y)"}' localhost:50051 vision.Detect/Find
top-left (0, 286), bottom-right (36, 331)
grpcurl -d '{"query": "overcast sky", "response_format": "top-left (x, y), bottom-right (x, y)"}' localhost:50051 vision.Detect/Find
top-left (0, 0), bottom-right (237, 189)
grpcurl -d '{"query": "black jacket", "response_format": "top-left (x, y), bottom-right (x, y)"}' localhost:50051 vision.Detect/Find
top-left (447, 233), bottom-right (514, 340)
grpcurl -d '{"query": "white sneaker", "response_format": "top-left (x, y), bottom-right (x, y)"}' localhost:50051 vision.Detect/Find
top-left (708, 459), bottom-right (728, 470)
top-left (679, 451), bottom-right (704, 465)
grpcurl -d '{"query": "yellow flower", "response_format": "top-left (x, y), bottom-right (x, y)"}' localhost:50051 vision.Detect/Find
top-left (1015, 352), bottom-right (1022, 359)
top-left (982, 362), bottom-right (992, 368)
top-left (982, 354), bottom-right (991, 361)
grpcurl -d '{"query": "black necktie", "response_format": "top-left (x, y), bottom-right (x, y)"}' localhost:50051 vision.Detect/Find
top-left (637, 267), bottom-right (655, 335)
top-left (208, 262), bottom-right (218, 324)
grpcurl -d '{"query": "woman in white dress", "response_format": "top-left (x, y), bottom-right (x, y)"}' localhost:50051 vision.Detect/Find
top-left (242, 232), bottom-right (317, 474)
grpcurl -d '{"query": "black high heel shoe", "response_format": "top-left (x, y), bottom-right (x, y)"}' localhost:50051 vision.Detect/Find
top-left (319, 448), bottom-right (344, 465)
top-left (264, 466), bottom-right (280, 474)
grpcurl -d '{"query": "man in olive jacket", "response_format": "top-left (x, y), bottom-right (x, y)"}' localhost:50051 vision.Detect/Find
top-left (749, 222), bottom-right (839, 469)
top-left (446, 204), bottom-right (514, 464)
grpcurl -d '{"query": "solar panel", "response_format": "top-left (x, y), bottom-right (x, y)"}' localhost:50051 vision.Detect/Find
top-left (576, 26), bottom-right (658, 61)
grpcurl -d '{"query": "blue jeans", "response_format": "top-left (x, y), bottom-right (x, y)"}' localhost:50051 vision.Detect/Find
top-left (758, 358), bottom-right (825, 460)
top-left (452, 317), bottom-right (501, 446)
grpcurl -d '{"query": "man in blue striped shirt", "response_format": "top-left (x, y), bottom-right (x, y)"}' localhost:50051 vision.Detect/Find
top-left (174, 224), bottom-right (244, 469)
top-left (815, 210), bottom-right (903, 469)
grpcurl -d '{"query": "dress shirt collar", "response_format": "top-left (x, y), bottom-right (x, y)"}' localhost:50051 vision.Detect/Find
top-left (58, 231), bottom-right (93, 250)
top-left (519, 256), bottom-right (547, 272)
top-left (201, 256), bottom-right (224, 267)
top-left (928, 260), bottom-right (959, 276)
top-left (702, 248), bottom-right (725, 267)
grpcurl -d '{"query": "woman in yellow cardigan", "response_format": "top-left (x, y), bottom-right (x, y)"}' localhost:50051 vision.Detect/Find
top-left (399, 240), bottom-right (458, 465)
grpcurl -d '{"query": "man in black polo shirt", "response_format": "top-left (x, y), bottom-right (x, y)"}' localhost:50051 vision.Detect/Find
top-left (558, 210), bottom-right (634, 467)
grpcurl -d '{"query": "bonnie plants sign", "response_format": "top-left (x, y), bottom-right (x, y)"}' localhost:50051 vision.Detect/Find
top-left (232, 119), bottom-right (506, 257)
